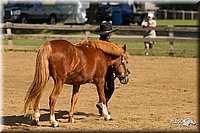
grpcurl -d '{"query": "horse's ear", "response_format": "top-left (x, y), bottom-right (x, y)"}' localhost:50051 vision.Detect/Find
top-left (122, 45), bottom-right (126, 52)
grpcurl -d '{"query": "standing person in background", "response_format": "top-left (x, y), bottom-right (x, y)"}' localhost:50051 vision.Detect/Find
top-left (94, 21), bottom-right (118, 116)
top-left (141, 12), bottom-right (157, 55)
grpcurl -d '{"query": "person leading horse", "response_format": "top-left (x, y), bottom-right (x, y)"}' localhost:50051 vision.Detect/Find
top-left (94, 21), bottom-right (124, 116)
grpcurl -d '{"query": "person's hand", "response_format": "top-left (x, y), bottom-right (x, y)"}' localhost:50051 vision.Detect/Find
top-left (142, 24), bottom-right (148, 28)
top-left (147, 21), bottom-right (150, 26)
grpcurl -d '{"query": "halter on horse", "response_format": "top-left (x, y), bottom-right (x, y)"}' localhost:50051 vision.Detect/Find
top-left (23, 39), bottom-right (129, 127)
top-left (113, 55), bottom-right (130, 84)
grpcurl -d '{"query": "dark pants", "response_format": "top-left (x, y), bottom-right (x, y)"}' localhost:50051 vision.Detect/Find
top-left (104, 66), bottom-right (115, 106)
top-left (99, 37), bottom-right (115, 107)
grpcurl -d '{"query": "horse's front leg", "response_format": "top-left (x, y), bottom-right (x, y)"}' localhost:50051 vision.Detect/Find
top-left (96, 80), bottom-right (112, 121)
top-left (69, 85), bottom-right (80, 123)
top-left (49, 80), bottom-right (63, 127)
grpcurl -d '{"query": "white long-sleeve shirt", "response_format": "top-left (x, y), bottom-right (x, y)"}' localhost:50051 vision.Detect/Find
top-left (141, 19), bottom-right (157, 38)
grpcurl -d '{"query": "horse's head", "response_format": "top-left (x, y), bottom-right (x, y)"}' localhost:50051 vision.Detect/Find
top-left (112, 45), bottom-right (130, 84)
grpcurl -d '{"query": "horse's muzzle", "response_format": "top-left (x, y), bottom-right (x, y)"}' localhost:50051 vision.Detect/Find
top-left (120, 77), bottom-right (129, 84)
top-left (119, 69), bottom-right (130, 84)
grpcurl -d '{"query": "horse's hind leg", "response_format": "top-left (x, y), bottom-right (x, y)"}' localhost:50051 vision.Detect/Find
top-left (49, 80), bottom-right (64, 127)
top-left (69, 85), bottom-right (80, 123)
top-left (31, 98), bottom-right (41, 126)
top-left (96, 80), bottom-right (112, 121)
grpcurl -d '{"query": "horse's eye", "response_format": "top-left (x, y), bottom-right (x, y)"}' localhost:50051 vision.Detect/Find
top-left (126, 61), bottom-right (128, 64)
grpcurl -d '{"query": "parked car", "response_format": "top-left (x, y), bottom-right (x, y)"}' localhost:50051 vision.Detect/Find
top-left (86, 2), bottom-right (148, 25)
top-left (3, 2), bottom-right (61, 24)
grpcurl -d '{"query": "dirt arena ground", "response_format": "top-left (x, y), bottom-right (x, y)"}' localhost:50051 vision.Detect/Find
top-left (2, 51), bottom-right (198, 132)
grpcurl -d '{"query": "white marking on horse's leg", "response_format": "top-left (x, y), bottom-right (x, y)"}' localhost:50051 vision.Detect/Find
top-left (31, 111), bottom-right (41, 126)
top-left (34, 112), bottom-right (40, 122)
top-left (50, 114), bottom-right (59, 127)
top-left (100, 102), bottom-right (112, 120)
top-left (69, 116), bottom-right (75, 123)
top-left (32, 103), bottom-right (41, 122)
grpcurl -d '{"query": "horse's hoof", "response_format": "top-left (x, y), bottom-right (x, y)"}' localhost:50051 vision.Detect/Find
top-left (104, 115), bottom-right (112, 121)
top-left (50, 121), bottom-right (59, 127)
top-left (51, 124), bottom-right (59, 128)
top-left (68, 118), bottom-right (75, 123)
top-left (30, 120), bottom-right (40, 126)
top-left (104, 117), bottom-right (113, 121)
top-left (109, 118), bottom-right (113, 121)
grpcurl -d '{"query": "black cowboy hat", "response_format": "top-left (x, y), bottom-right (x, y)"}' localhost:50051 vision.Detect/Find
top-left (94, 21), bottom-right (118, 35)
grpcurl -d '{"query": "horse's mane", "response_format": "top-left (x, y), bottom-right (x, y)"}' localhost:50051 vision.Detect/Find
top-left (77, 40), bottom-right (124, 56)
top-left (116, 44), bottom-right (129, 60)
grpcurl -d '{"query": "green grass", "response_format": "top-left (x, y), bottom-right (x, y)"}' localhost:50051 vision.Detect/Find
top-left (3, 38), bottom-right (198, 58)
top-left (3, 38), bottom-right (82, 46)
top-left (115, 40), bottom-right (198, 58)
top-left (156, 19), bottom-right (198, 26)
top-left (3, 38), bottom-right (44, 46)
top-left (115, 41), bottom-right (197, 50)
top-left (2, 29), bottom-right (85, 35)
top-left (130, 19), bottom-right (198, 26)
top-left (51, 20), bottom-right (199, 26)
top-left (2, 19), bottom-right (198, 57)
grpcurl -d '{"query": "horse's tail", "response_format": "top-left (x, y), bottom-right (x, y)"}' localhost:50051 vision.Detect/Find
top-left (23, 43), bottom-right (52, 115)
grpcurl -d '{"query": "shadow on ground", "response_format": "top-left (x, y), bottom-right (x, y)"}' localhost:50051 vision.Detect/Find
top-left (3, 109), bottom-right (98, 126)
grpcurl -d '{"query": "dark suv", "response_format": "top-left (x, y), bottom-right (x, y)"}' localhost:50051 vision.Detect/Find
top-left (3, 2), bottom-right (61, 24)
top-left (86, 2), bottom-right (147, 25)
top-left (99, 3), bottom-right (134, 25)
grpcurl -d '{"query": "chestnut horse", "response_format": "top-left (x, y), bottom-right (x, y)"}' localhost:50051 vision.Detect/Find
top-left (23, 40), bottom-right (129, 127)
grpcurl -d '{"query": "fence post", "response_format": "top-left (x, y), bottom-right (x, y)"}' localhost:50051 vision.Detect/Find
top-left (168, 25), bottom-right (175, 55)
top-left (85, 31), bottom-right (90, 39)
top-left (182, 10), bottom-right (185, 20)
top-left (191, 11), bottom-right (194, 20)
top-left (164, 9), bottom-right (167, 19)
top-left (6, 22), bottom-right (13, 49)
top-left (84, 24), bottom-right (91, 39)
